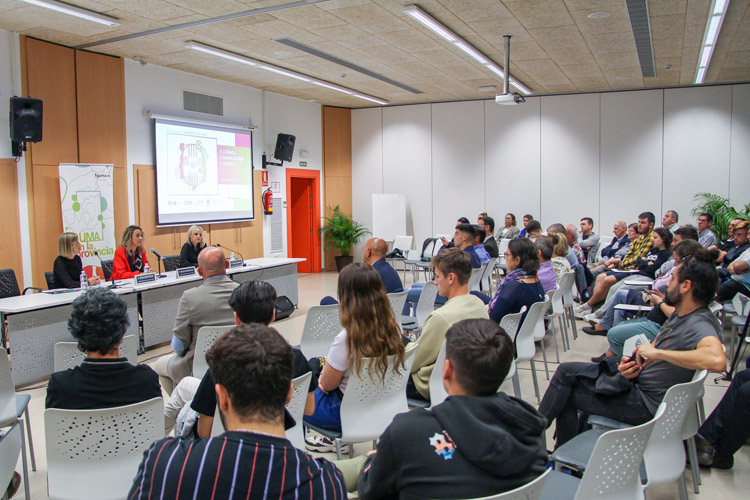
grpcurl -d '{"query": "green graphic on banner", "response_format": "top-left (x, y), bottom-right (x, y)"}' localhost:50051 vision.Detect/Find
top-left (59, 163), bottom-right (116, 279)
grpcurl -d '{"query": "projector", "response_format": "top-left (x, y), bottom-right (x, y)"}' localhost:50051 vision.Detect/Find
top-left (495, 93), bottom-right (525, 105)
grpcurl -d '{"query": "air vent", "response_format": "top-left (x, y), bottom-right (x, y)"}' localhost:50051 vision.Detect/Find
top-left (183, 91), bottom-right (223, 116)
top-left (625, 0), bottom-right (656, 78)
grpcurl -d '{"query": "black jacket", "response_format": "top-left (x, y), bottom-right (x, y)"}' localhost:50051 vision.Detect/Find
top-left (358, 393), bottom-right (548, 500)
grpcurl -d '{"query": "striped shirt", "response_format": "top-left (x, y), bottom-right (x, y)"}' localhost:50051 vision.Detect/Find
top-left (620, 230), bottom-right (654, 269)
top-left (128, 431), bottom-right (346, 500)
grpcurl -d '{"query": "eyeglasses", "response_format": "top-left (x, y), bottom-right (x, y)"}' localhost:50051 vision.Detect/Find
top-left (504, 251), bottom-right (513, 258)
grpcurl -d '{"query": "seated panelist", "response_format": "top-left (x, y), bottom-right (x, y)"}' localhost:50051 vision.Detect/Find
top-left (52, 232), bottom-right (100, 288)
top-left (180, 225), bottom-right (206, 268)
top-left (111, 225), bottom-right (150, 280)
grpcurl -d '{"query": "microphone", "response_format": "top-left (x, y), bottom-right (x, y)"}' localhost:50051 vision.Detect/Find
top-left (150, 248), bottom-right (167, 277)
top-left (151, 248), bottom-right (165, 261)
top-left (93, 251), bottom-right (111, 282)
top-left (216, 244), bottom-right (245, 266)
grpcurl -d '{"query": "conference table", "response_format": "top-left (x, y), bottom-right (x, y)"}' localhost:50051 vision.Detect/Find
top-left (0, 257), bottom-right (304, 387)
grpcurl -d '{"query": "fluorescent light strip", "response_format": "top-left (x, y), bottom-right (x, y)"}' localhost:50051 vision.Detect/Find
top-left (404, 5), bottom-right (530, 95)
top-left (21, 0), bottom-right (119, 26)
top-left (185, 41), bottom-right (387, 105)
top-left (695, 0), bottom-right (731, 84)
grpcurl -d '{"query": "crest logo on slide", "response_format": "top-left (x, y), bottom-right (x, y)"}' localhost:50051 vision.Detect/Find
top-left (177, 140), bottom-right (208, 191)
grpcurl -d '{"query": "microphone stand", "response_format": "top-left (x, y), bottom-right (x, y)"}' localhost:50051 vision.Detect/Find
top-left (150, 250), bottom-right (168, 278)
top-left (93, 251), bottom-right (112, 282)
top-left (717, 309), bottom-right (750, 383)
top-left (216, 244), bottom-right (246, 266)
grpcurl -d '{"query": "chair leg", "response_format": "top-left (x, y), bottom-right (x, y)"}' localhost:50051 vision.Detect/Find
top-left (697, 399), bottom-right (706, 426)
top-left (677, 472), bottom-right (689, 500)
top-left (530, 360), bottom-right (540, 404)
top-left (549, 322), bottom-right (561, 363)
top-left (23, 407), bottom-right (36, 471)
top-left (19, 421), bottom-right (30, 500)
top-left (335, 439), bottom-right (343, 461)
top-left (687, 437), bottom-right (701, 492)
top-left (512, 372), bottom-right (522, 399)
top-left (559, 316), bottom-right (570, 351)
top-left (539, 341), bottom-right (550, 380)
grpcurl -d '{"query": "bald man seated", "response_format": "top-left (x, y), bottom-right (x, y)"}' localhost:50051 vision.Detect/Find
top-left (321, 238), bottom-right (403, 305)
top-left (153, 246), bottom-right (239, 394)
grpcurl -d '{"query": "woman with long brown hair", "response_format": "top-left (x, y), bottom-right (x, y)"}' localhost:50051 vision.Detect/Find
top-left (304, 263), bottom-right (405, 440)
top-left (111, 225), bottom-right (150, 280)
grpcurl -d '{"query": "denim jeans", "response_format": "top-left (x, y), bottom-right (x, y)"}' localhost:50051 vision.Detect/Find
top-left (699, 368), bottom-right (750, 460)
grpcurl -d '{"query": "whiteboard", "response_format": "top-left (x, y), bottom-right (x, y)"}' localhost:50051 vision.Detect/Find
top-left (372, 194), bottom-right (407, 241)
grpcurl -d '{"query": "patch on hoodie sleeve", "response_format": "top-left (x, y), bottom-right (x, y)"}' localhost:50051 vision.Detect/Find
top-left (429, 431), bottom-right (457, 460)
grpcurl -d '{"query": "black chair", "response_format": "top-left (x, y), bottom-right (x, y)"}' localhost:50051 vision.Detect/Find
top-left (100, 260), bottom-right (113, 281)
top-left (0, 269), bottom-right (41, 299)
top-left (162, 255), bottom-right (182, 272)
top-left (44, 272), bottom-right (55, 290)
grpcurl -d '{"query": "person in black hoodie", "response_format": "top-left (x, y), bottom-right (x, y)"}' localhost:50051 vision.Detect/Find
top-left (357, 318), bottom-right (547, 500)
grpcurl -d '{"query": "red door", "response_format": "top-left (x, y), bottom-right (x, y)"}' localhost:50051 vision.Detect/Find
top-left (289, 177), bottom-right (314, 273)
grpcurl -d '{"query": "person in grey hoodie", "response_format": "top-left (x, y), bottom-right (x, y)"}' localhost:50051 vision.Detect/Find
top-left (357, 318), bottom-right (547, 500)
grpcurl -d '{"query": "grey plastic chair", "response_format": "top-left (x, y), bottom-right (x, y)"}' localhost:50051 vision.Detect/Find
top-left (299, 304), bottom-right (342, 359)
top-left (514, 301), bottom-right (549, 403)
top-left (468, 468), bottom-right (550, 500)
top-left (544, 289), bottom-right (566, 361)
top-left (44, 397), bottom-right (164, 500)
top-left (402, 281), bottom-right (439, 333)
top-left (285, 371), bottom-right (313, 450)
top-left (53, 335), bottom-right (139, 372)
top-left (0, 422), bottom-right (22, 499)
top-left (386, 290), bottom-right (408, 326)
top-left (557, 272), bottom-right (578, 340)
top-left (540, 404), bottom-right (665, 500)
top-left (499, 309), bottom-right (525, 399)
top-left (192, 325), bottom-right (234, 380)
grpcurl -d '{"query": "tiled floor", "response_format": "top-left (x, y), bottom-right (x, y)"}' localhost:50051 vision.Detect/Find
top-left (12, 270), bottom-right (750, 499)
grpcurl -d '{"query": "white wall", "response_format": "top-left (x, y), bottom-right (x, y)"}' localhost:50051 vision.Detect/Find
top-left (0, 30), bottom-right (14, 159)
top-left (124, 59), bottom-right (323, 258)
top-left (352, 84), bottom-right (750, 246)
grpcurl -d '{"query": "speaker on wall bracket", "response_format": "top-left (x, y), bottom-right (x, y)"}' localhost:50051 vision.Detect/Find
top-left (9, 96), bottom-right (43, 158)
top-left (262, 132), bottom-right (296, 168)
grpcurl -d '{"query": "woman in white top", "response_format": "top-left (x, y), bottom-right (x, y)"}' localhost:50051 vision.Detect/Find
top-left (497, 213), bottom-right (521, 240)
top-left (303, 263), bottom-right (406, 433)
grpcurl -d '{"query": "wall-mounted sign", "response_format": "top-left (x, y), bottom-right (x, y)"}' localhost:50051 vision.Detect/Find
top-left (299, 161), bottom-right (307, 167)
top-left (261, 170), bottom-right (269, 186)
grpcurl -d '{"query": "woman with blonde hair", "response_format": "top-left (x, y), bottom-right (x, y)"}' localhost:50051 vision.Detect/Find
top-left (52, 232), bottom-right (100, 288)
top-left (551, 233), bottom-right (572, 284)
top-left (111, 225), bottom-right (149, 280)
top-left (304, 263), bottom-right (406, 444)
top-left (180, 225), bottom-right (206, 267)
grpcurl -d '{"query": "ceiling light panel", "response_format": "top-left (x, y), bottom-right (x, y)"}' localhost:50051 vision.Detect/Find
top-left (21, 0), bottom-right (119, 26)
top-left (403, 5), bottom-right (529, 95)
top-left (695, 0), bottom-right (731, 84)
top-left (185, 41), bottom-right (388, 105)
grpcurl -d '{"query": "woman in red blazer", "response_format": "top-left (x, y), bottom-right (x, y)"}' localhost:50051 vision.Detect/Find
top-left (111, 225), bottom-right (149, 280)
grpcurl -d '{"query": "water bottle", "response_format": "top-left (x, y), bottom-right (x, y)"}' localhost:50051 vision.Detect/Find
top-left (230, 251), bottom-right (236, 260)
top-left (144, 263), bottom-right (151, 274)
top-left (80, 271), bottom-right (88, 290)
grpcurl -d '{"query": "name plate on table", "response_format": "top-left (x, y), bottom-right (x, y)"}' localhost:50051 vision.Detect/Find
top-left (229, 258), bottom-right (244, 269)
top-left (135, 272), bottom-right (156, 284)
top-left (177, 267), bottom-right (197, 278)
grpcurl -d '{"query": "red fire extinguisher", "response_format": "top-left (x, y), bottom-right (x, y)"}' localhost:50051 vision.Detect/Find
top-left (263, 188), bottom-right (273, 215)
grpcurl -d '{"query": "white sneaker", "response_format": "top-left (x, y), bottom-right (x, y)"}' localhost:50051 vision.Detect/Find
top-left (584, 312), bottom-right (601, 325)
top-left (574, 304), bottom-right (591, 318)
top-left (305, 434), bottom-right (337, 453)
top-left (594, 308), bottom-right (605, 318)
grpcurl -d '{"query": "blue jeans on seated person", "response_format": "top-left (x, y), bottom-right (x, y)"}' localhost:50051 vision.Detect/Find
top-left (303, 388), bottom-right (342, 432)
top-left (606, 317), bottom-right (661, 358)
top-left (600, 288), bottom-right (648, 330)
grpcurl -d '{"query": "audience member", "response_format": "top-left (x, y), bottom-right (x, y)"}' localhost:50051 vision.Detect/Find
top-left (578, 217), bottom-right (600, 265)
top-left (111, 225), bottom-right (150, 280)
top-left (519, 214), bottom-right (534, 238)
top-left (698, 212), bottom-right (717, 248)
top-left (662, 210), bottom-right (679, 233)
top-left (129, 324), bottom-right (346, 499)
top-left (593, 221), bottom-right (629, 264)
top-left (357, 319), bottom-right (547, 499)
top-left (717, 217), bottom-right (746, 250)
top-left (716, 245), bottom-right (750, 302)
top-left (179, 225), bottom-right (207, 268)
top-left (153, 246), bottom-right (238, 393)
top-left (539, 247), bottom-right (725, 447)
top-left (497, 213), bottom-right (520, 240)
top-left (472, 225), bottom-right (492, 264)
top-left (453, 223), bottom-right (481, 268)
top-left (525, 219), bottom-right (543, 237)
top-left (53, 232), bottom-right (100, 289)
top-left (479, 216), bottom-right (499, 258)
top-left (46, 288), bottom-right (160, 410)
top-left (409, 248), bottom-right (488, 401)
top-left (566, 224), bottom-right (585, 264)
top-left (716, 220), bottom-right (749, 280)
top-left (304, 263), bottom-right (405, 435)
top-left (531, 235), bottom-right (557, 293)
top-left (590, 223), bottom-right (636, 275)
top-left (488, 238), bottom-right (545, 324)
top-left (440, 217), bottom-right (470, 248)
top-left (547, 223), bottom-right (577, 268)
top-left (551, 233), bottom-right (573, 284)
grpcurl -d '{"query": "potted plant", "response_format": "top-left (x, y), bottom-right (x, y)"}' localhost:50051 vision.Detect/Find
top-left (691, 193), bottom-right (750, 242)
top-left (319, 205), bottom-right (370, 271)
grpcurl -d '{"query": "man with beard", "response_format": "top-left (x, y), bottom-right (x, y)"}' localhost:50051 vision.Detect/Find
top-left (538, 248), bottom-right (726, 448)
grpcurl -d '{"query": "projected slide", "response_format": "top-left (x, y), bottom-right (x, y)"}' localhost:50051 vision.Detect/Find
top-left (155, 119), bottom-right (254, 225)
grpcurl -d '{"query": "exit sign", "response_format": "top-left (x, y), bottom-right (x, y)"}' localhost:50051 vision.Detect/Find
top-left (299, 161), bottom-right (307, 167)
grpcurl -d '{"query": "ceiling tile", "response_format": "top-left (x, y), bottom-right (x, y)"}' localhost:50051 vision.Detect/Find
top-left (328, 3), bottom-right (410, 34)
top-left (653, 37), bottom-right (684, 59)
top-left (650, 14), bottom-right (686, 40)
top-left (505, 0), bottom-right (575, 29)
top-left (528, 25), bottom-right (587, 49)
top-left (559, 63), bottom-right (605, 78)
top-left (648, 0), bottom-right (688, 16)
top-left (308, 24), bottom-right (388, 50)
top-left (270, 4), bottom-right (348, 30)
top-left (546, 46), bottom-right (597, 65)
top-left (569, 75), bottom-right (610, 91)
top-left (594, 50), bottom-right (641, 69)
top-left (586, 30), bottom-right (637, 55)
top-left (440, 0), bottom-right (514, 22)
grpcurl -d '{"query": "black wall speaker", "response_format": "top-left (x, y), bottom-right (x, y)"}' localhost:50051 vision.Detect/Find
top-left (9, 97), bottom-right (43, 143)
top-left (273, 133), bottom-right (296, 162)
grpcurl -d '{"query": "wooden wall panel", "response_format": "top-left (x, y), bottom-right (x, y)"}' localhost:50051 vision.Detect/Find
top-left (0, 160), bottom-right (24, 289)
top-left (322, 106), bottom-right (352, 271)
top-left (134, 164), bottom-right (183, 255)
top-left (31, 165), bottom-right (64, 283)
top-left (24, 38), bottom-right (78, 165)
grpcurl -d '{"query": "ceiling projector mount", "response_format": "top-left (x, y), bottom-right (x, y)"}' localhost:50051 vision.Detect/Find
top-left (495, 35), bottom-right (525, 106)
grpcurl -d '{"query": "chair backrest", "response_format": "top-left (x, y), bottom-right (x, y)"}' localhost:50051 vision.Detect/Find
top-left (642, 370), bottom-right (707, 487)
top-left (285, 371), bottom-right (313, 450)
top-left (547, 288), bottom-right (564, 315)
top-left (499, 309), bottom-right (525, 342)
top-left (45, 397), bottom-right (165, 500)
top-left (192, 325), bottom-right (235, 380)
top-left (481, 258), bottom-right (496, 291)
top-left (514, 301), bottom-right (548, 361)
top-left (0, 268), bottom-right (21, 298)
top-left (45, 271), bottom-right (56, 289)
top-left (496, 239), bottom-right (510, 268)
top-left (100, 260), bottom-right (113, 280)
top-left (0, 422), bottom-right (22, 493)
top-left (428, 341), bottom-right (448, 406)
top-left (162, 254), bottom-right (182, 272)
top-left (468, 266), bottom-right (485, 292)
top-left (406, 249), bottom-right (421, 260)
top-left (681, 370), bottom-right (708, 440)
top-left (595, 235), bottom-right (613, 263)
top-left (53, 335), bottom-right (139, 372)
top-left (732, 292), bottom-right (749, 316)
top-left (387, 290), bottom-right (409, 321)
top-left (575, 403), bottom-right (664, 500)
top-left (468, 468), bottom-right (550, 500)
top-left (299, 305), bottom-right (342, 359)
top-left (340, 344), bottom-right (417, 443)
top-left (393, 235), bottom-right (413, 252)
top-left (0, 348), bottom-right (17, 426)
top-left (558, 272), bottom-right (576, 305)
top-left (415, 282), bottom-right (439, 328)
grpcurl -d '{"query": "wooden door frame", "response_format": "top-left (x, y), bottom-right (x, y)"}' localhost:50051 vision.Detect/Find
top-left (285, 168), bottom-right (321, 273)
